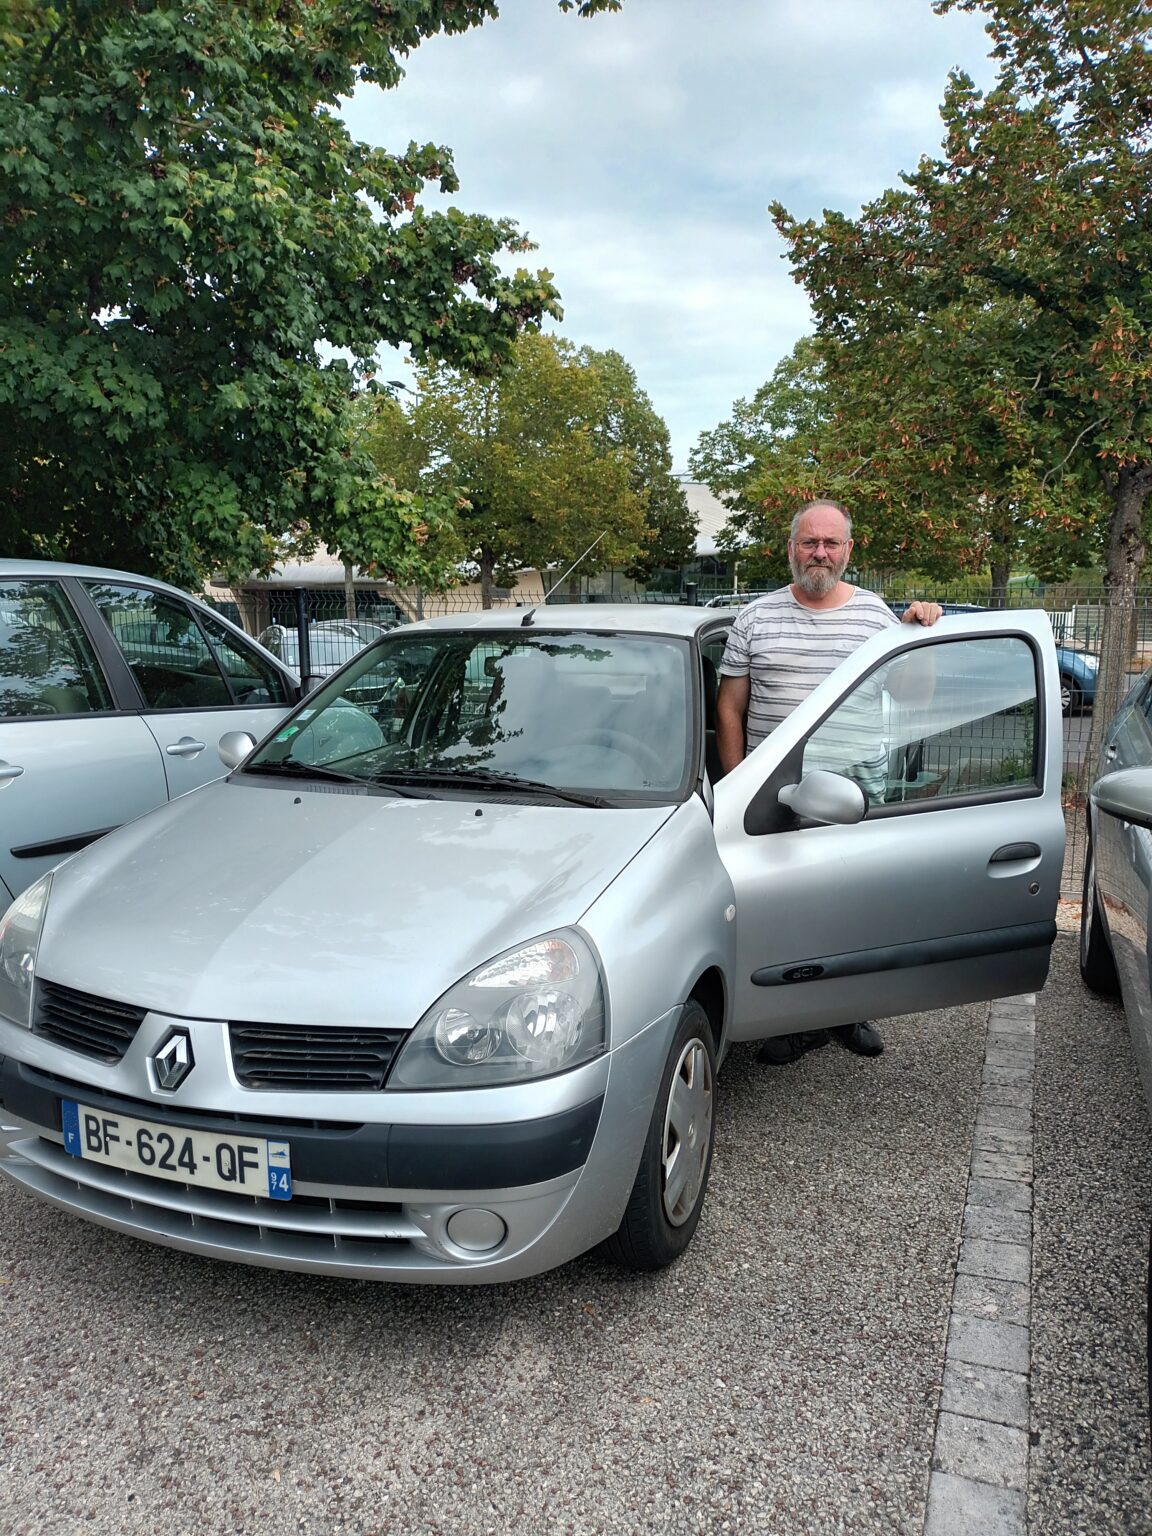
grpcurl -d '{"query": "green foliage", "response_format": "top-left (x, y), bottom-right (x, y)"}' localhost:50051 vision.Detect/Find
top-left (768, 0), bottom-right (1152, 756)
top-left (689, 337), bottom-right (829, 582)
top-left (771, 0), bottom-right (1152, 588)
top-left (374, 334), bottom-right (687, 604)
top-left (0, 0), bottom-right (608, 587)
top-left (583, 348), bottom-right (695, 581)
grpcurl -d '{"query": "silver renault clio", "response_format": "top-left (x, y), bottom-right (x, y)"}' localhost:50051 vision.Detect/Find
top-left (0, 605), bottom-right (1065, 1282)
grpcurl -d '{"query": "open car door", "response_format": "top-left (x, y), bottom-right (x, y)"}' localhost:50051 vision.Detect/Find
top-left (714, 610), bottom-right (1064, 1040)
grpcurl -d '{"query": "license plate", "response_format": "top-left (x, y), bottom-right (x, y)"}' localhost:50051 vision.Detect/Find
top-left (61, 1100), bottom-right (292, 1201)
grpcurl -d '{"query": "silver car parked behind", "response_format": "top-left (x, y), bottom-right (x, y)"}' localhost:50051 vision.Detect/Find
top-left (0, 560), bottom-right (298, 902)
top-left (1077, 664), bottom-right (1152, 1422)
top-left (0, 605), bottom-right (1064, 1282)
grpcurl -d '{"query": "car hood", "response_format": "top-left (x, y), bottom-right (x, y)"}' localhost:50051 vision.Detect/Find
top-left (40, 781), bottom-right (674, 1029)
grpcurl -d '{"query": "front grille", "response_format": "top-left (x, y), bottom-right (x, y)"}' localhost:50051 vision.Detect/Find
top-left (229, 1022), bottom-right (406, 1091)
top-left (33, 981), bottom-right (146, 1062)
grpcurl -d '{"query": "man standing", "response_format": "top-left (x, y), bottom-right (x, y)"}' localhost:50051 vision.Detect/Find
top-left (715, 498), bottom-right (940, 1066)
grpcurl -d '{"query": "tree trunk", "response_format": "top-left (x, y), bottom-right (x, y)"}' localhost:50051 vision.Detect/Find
top-left (988, 541), bottom-right (1011, 611)
top-left (479, 550), bottom-right (495, 610)
top-left (1083, 465), bottom-right (1152, 779)
top-left (343, 560), bottom-right (357, 622)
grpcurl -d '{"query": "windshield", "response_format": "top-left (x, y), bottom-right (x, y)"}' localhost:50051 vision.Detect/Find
top-left (246, 629), bottom-right (694, 801)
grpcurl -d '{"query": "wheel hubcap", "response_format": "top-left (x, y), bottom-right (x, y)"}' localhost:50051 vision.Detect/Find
top-left (661, 1037), bottom-right (714, 1226)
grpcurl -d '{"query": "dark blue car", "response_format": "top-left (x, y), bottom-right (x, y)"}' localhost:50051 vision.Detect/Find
top-left (888, 602), bottom-right (1097, 715)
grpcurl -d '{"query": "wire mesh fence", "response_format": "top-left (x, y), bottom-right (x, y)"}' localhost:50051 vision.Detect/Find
top-left (207, 575), bottom-right (1152, 899)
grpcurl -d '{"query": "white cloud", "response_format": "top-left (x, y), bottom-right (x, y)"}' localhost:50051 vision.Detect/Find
top-left (344, 0), bottom-right (997, 468)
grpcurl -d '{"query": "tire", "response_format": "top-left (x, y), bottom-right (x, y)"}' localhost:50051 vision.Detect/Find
top-left (600, 1000), bottom-right (716, 1271)
top-left (1080, 833), bottom-right (1120, 994)
top-left (1061, 677), bottom-right (1078, 716)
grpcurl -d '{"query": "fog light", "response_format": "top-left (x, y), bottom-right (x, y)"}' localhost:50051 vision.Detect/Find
top-left (445, 1208), bottom-right (507, 1253)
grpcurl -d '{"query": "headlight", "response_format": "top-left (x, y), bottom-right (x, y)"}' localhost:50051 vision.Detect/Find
top-left (0, 874), bottom-right (51, 1029)
top-left (388, 930), bottom-right (607, 1089)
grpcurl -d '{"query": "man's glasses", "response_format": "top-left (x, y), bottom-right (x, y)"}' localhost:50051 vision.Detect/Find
top-left (795, 538), bottom-right (846, 553)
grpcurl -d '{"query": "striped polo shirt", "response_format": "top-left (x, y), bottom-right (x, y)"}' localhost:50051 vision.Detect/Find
top-left (719, 586), bottom-right (896, 752)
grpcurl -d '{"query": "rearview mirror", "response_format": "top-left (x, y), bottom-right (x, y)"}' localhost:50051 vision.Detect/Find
top-left (1093, 766), bottom-right (1152, 831)
top-left (218, 730), bottom-right (257, 770)
top-left (778, 769), bottom-right (867, 826)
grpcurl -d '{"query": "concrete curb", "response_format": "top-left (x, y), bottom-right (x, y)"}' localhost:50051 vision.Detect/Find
top-left (924, 993), bottom-right (1036, 1536)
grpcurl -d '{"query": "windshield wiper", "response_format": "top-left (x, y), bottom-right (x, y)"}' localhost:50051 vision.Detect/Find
top-left (372, 767), bottom-right (609, 808)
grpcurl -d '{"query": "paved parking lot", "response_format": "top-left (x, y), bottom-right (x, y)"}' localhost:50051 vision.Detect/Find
top-left (0, 933), bottom-right (1148, 1536)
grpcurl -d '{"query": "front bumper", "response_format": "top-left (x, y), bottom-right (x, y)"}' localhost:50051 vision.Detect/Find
top-left (0, 1004), bottom-right (680, 1283)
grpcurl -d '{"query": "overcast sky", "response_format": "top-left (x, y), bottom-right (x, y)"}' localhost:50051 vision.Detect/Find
top-left (342, 0), bottom-right (1000, 474)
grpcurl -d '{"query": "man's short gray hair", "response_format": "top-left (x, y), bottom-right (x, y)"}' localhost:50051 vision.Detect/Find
top-left (790, 500), bottom-right (852, 540)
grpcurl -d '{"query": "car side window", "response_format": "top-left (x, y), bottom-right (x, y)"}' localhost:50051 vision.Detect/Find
top-left (803, 635), bottom-right (1040, 810)
top-left (198, 610), bottom-right (290, 706)
top-left (85, 584), bottom-right (232, 710)
top-left (0, 580), bottom-right (112, 718)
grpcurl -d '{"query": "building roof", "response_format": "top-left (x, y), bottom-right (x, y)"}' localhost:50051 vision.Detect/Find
top-left (681, 481), bottom-right (734, 557)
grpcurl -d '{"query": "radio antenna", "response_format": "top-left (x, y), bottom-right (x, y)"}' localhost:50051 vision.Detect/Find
top-left (521, 530), bottom-right (608, 626)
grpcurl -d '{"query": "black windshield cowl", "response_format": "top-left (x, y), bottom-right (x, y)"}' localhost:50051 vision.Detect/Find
top-left (245, 760), bottom-right (426, 797)
top-left (372, 767), bottom-right (610, 808)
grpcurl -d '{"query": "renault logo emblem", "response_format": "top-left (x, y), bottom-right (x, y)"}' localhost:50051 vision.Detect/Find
top-left (151, 1029), bottom-right (194, 1091)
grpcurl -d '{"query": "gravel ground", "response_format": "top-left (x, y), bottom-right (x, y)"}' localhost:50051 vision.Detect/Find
top-left (1029, 935), bottom-right (1151, 1535)
top-left (0, 949), bottom-right (1147, 1536)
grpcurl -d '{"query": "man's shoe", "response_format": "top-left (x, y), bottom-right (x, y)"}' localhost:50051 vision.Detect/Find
top-left (757, 1029), bottom-right (830, 1065)
top-left (831, 1021), bottom-right (884, 1057)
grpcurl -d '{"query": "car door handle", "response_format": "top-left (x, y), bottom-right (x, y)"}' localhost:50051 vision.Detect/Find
top-left (989, 842), bottom-right (1041, 862)
top-left (0, 760), bottom-right (25, 785)
top-left (164, 737), bottom-right (207, 758)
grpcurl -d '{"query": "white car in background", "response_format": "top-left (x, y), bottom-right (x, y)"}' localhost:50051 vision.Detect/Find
top-left (258, 619), bottom-right (397, 683)
top-left (0, 559), bottom-right (298, 902)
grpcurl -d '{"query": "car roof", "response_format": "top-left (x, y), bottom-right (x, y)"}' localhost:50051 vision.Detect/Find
top-left (0, 557), bottom-right (214, 607)
top-left (410, 603), bottom-right (724, 638)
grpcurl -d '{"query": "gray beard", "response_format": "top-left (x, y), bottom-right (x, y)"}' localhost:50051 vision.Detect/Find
top-left (791, 561), bottom-right (842, 598)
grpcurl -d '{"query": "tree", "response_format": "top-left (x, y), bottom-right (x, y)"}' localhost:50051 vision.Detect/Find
top-left (771, 0), bottom-right (1152, 741)
top-left (0, 0), bottom-right (618, 588)
top-left (689, 337), bottom-right (832, 585)
top-left (586, 348), bottom-right (695, 582)
top-left (394, 334), bottom-right (658, 606)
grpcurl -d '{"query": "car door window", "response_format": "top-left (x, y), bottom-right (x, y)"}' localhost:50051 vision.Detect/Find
top-left (803, 635), bottom-right (1039, 810)
top-left (198, 610), bottom-right (290, 706)
top-left (0, 581), bottom-right (112, 718)
top-left (85, 584), bottom-right (232, 710)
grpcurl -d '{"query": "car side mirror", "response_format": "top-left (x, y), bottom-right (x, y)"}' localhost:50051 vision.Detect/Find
top-left (778, 769), bottom-right (867, 826)
top-left (218, 730), bottom-right (257, 770)
top-left (1093, 767), bottom-right (1152, 831)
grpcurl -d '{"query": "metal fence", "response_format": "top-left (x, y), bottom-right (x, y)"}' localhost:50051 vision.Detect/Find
top-left (210, 578), bottom-right (1152, 900)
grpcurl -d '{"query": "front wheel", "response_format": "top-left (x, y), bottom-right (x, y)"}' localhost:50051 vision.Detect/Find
top-left (600, 1000), bottom-right (716, 1271)
top-left (1079, 833), bottom-right (1119, 994)
top-left (1061, 677), bottom-right (1078, 715)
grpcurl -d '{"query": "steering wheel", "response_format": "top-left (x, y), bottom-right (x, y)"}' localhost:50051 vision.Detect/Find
top-left (563, 729), bottom-right (668, 784)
